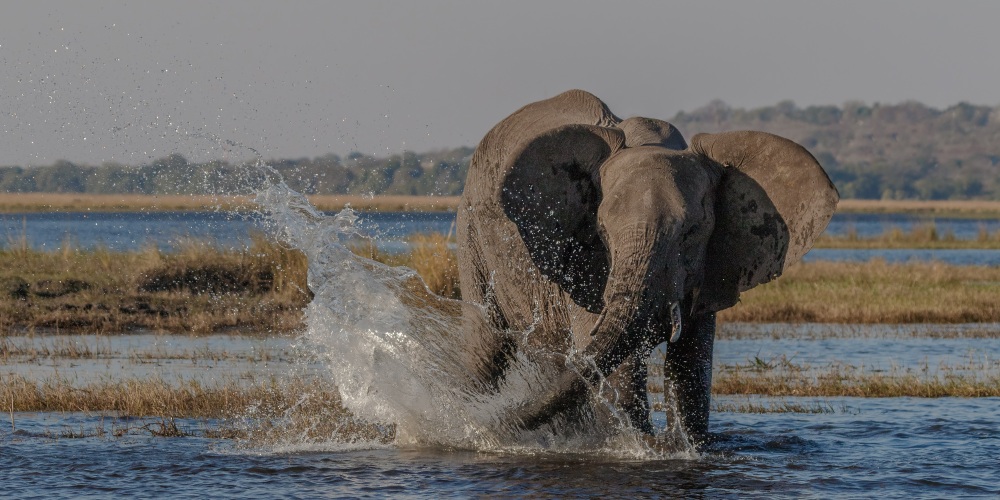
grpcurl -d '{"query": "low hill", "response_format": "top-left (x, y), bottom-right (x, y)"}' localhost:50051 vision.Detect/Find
top-left (669, 100), bottom-right (1000, 200)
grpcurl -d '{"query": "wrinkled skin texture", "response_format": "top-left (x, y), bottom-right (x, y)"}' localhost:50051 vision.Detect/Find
top-left (457, 90), bottom-right (838, 439)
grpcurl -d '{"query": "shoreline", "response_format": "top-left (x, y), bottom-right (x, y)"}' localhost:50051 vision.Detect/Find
top-left (0, 193), bottom-right (461, 213)
top-left (2, 193), bottom-right (1000, 216)
top-left (3, 238), bottom-right (999, 335)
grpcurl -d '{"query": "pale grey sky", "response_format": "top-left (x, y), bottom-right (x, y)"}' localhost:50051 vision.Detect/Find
top-left (2, 1), bottom-right (999, 166)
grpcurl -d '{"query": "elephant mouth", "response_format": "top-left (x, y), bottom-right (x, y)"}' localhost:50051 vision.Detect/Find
top-left (668, 302), bottom-right (683, 343)
top-left (586, 301), bottom-right (683, 344)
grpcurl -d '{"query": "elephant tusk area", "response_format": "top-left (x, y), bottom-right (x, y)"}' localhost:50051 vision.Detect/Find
top-left (669, 302), bottom-right (683, 343)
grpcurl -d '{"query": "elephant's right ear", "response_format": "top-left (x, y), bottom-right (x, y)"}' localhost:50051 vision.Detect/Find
top-left (692, 131), bottom-right (839, 313)
top-left (501, 124), bottom-right (625, 312)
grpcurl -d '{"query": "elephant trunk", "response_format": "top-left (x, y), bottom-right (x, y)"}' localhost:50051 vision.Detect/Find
top-left (513, 224), bottom-right (685, 431)
top-left (584, 225), bottom-right (682, 376)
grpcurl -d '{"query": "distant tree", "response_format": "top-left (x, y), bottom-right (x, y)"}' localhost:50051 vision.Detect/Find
top-left (0, 166), bottom-right (36, 192)
top-left (33, 161), bottom-right (88, 192)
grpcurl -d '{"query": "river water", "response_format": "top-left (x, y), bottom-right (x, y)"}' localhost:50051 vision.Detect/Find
top-left (3, 180), bottom-right (1000, 496)
top-left (3, 210), bottom-right (1000, 265)
top-left (1, 397), bottom-right (997, 498)
top-left (2, 326), bottom-right (998, 498)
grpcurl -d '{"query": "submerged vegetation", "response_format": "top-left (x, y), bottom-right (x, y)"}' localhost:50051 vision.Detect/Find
top-left (1, 373), bottom-right (393, 444)
top-left (2, 230), bottom-right (997, 439)
top-left (709, 355), bottom-right (1000, 398)
top-left (3, 357), bottom-right (996, 427)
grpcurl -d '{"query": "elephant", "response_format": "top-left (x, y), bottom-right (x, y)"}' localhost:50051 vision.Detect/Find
top-left (455, 89), bottom-right (838, 440)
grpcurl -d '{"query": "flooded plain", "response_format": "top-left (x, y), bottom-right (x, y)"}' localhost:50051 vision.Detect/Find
top-left (3, 324), bottom-right (998, 498)
top-left (3, 186), bottom-right (999, 497)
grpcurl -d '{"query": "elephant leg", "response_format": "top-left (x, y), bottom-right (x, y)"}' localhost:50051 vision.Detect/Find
top-left (514, 350), bottom-right (655, 434)
top-left (458, 301), bottom-right (518, 393)
top-left (663, 312), bottom-right (715, 439)
top-left (606, 350), bottom-right (654, 434)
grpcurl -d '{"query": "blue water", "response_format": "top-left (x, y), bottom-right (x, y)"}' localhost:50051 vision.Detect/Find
top-left (2, 205), bottom-right (999, 496)
top-left (0, 210), bottom-right (455, 252)
top-left (826, 213), bottom-right (1000, 240)
top-left (804, 248), bottom-right (1000, 265)
top-left (3, 327), bottom-right (998, 498)
top-left (3, 211), bottom-right (1000, 265)
top-left (2, 399), bottom-right (996, 497)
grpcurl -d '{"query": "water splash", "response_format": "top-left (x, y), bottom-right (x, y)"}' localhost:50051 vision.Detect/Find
top-left (242, 153), bottom-right (697, 458)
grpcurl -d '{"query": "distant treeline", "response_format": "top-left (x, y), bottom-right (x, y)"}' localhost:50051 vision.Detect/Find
top-left (0, 148), bottom-right (473, 197)
top-left (3, 99), bottom-right (1000, 200)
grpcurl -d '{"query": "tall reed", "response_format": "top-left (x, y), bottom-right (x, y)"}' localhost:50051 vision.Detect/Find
top-left (721, 259), bottom-right (1000, 324)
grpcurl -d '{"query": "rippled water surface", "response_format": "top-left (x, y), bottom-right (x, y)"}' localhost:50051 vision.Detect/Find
top-left (3, 396), bottom-right (998, 498)
top-left (3, 325), bottom-right (999, 498)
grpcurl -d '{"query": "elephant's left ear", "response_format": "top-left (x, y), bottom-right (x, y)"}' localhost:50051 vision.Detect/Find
top-left (692, 131), bottom-right (839, 313)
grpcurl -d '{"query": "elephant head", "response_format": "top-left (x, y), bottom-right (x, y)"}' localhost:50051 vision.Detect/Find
top-left (459, 89), bottom-right (838, 437)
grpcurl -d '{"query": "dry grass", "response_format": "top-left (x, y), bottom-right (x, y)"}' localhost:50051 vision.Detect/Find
top-left (0, 234), bottom-right (311, 335)
top-left (0, 335), bottom-right (287, 364)
top-left (0, 193), bottom-right (255, 212)
top-left (3, 228), bottom-right (999, 334)
top-left (719, 260), bottom-right (1000, 324)
top-left (815, 222), bottom-right (1000, 249)
top-left (709, 359), bottom-right (1000, 398)
top-left (647, 352), bottom-right (1000, 398)
top-left (709, 399), bottom-right (840, 414)
top-left (1, 373), bottom-right (394, 443)
top-left (714, 323), bottom-right (1000, 341)
top-left (0, 231), bottom-right (460, 334)
top-left (307, 195), bottom-right (459, 212)
top-left (837, 199), bottom-right (1000, 218)
top-left (352, 232), bottom-right (460, 299)
top-left (2, 373), bottom-right (257, 417)
top-left (6, 195), bottom-right (1000, 216)
top-left (0, 193), bottom-right (459, 213)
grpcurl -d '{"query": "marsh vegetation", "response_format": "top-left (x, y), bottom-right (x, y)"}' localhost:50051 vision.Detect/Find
top-left (3, 228), bottom-right (998, 335)
top-left (2, 220), bottom-right (997, 439)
